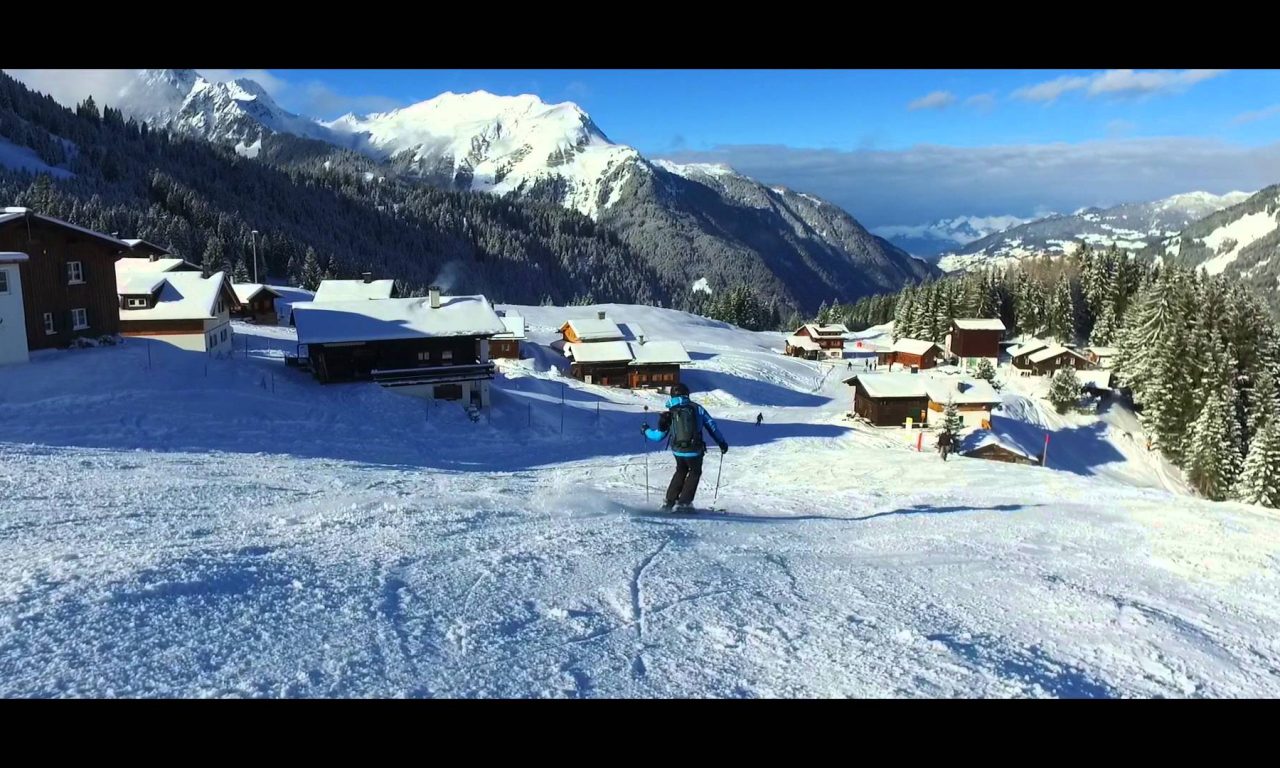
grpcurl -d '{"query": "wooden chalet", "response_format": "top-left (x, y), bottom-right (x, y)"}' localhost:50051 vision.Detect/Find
top-left (0, 207), bottom-right (128, 352)
top-left (844, 373), bottom-right (930, 427)
top-left (312, 275), bottom-right (397, 302)
top-left (231, 283), bottom-right (282, 324)
top-left (1083, 346), bottom-right (1118, 369)
top-left (489, 311), bottom-right (525, 359)
top-left (947, 318), bottom-right (1005, 369)
top-left (558, 311), bottom-right (624, 345)
top-left (565, 339), bottom-right (633, 387)
top-left (1008, 338), bottom-right (1050, 371)
top-left (878, 338), bottom-right (942, 370)
top-left (961, 432), bottom-right (1040, 466)
top-left (117, 269), bottom-right (238, 354)
top-left (627, 338), bottom-right (691, 389)
top-left (785, 323), bottom-right (849, 360)
top-left (291, 286), bottom-right (505, 407)
top-left (1026, 344), bottom-right (1093, 376)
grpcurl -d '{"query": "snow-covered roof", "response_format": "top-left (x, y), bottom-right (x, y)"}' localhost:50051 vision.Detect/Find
top-left (891, 338), bottom-right (939, 356)
top-left (0, 208), bottom-right (129, 249)
top-left (1029, 345), bottom-right (1089, 365)
top-left (798, 323), bottom-right (849, 338)
top-left (562, 317), bottom-right (624, 342)
top-left (312, 278), bottom-right (396, 302)
top-left (1009, 338), bottom-right (1050, 358)
top-left (292, 295), bottom-right (505, 345)
top-left (0, 251), bottom-right (28, 263)
top-left (120, 272), bottom-right (231, 321)
top-left (953, 318), bottom-right (1006, 331)
top-left (787, 335), bottom-right (822, 351)
top-left (118, 273), bottom-right (168, 296)
top-left (961, 430), bottom-right (1038, 460)
top-left (924, 378), bottom-right (1001, 406)
top-left (493, 313), bottom-right (526, 340)
top-left (1083, 346), bottom-right (1118, 357)
top-left (565, 340), bottom-right (633, 363)
top-left (115, 258), bottom-right (194, 290)
top-left (121, 238), bottom-right (172, 255)
top-left (845, 373), bottom-right (929, 399)
top-left (232, 283), bottom-right (281, 304)
top-left (629, 340), bottom-right (691, 366)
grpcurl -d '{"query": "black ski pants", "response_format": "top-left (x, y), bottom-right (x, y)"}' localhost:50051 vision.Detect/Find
top-left (666, 454), bottom-right (704, 505)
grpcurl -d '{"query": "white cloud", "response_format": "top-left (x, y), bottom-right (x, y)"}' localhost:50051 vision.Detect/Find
top-left (1014, 69), bottom-right (1227, 103)
top-left (1233, 104), bottom-right (1280, 125)
top-left (659, 138), bottom-right (1280, 228)
top-left (6, 69), bottom-right (141, 108)
top-left (296, 82), bottom-right (402, 118)
top-left (907, 90), bottom-right (956, 111)
top-left (964, 93), bottom-right (997, 111)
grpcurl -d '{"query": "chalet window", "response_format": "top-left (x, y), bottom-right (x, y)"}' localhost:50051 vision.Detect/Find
top-left (442, 350), bottom-right (453, 362)
top-left (43, 312), bottom-right (55, 334)
top-left (0, 270), bottom-right (8, 294)
top-left (126, 297), bottom-right (148, 308)
top-left (417, 351), bottom-right (431, 362)
top-left (71, 308), bottom-right (88, 330)
top-left (67, 261), bottom-right (84, 284)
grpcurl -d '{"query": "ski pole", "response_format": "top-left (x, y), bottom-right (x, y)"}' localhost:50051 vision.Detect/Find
top-left (643, 429), bottom-right (650, 504)
top-left (713, 451), bottom-right (723, 507)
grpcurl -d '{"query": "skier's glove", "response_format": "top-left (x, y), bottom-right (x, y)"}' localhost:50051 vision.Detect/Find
top-left (641, 423), bottom-right (649, 433)
top-left (719, 444), bottom-right (729, 454)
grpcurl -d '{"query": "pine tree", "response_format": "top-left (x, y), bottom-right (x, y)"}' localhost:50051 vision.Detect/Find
top-left (1185, 377), bottom-right (1244, 501)
top-left (1048, 366), bottom-right (1080, 414)
top-left (232, 257), bottom-right (250, 284)
top-left (1234, 416), bottom-right (1280, 508)
top-left (942, 398), bottom-right (965, 434)
top-left (301, 247), bottom-right (323, 291)
top-left (974, 357), bottom-right (999, 389)
top-left (1141, 324), bottom-right (1196, 461)
top-left (1047, 275), bottom-right (1074, 344)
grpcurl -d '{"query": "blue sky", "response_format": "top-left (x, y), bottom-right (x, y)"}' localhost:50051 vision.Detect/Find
top-left (10, 69), bottom-right (1280, 227)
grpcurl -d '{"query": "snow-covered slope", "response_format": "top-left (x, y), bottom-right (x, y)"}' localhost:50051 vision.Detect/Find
top-left (3, 301), bottom-right (1278, 697)
top-left (936, 191), bottom-right (1253, 273)
top-left (1154, 185), bottom-right (1280, 287)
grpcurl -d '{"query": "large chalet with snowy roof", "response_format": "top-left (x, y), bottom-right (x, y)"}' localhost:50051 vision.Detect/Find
top-left (785, 323), bottom-right (849, 360)
top-left (844, 373), bottom-right (930, 427)
top-left (291, 286), bottom-right (505, 407)
top-left (0, 207), bottom-right (129, 357)
top-left (556, 310), bottom-right (690, 389)
top-left (116, 268), bottom-right (238, 354)
top-left (231, 284), bottom-right (282, 324)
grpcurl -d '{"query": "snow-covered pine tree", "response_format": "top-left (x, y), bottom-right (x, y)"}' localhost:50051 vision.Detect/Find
top-left (974, 357), bottom-right (999, 389)
top-left (1048, 366), bottom-right (1081, 414)
top-left (301, 247), bottom-right (323, 291)
top-left (1141, 323), bottom-right (1196, 461)
top-left (232, 257), bottom-right (250, 283)
top-left (942, 398), bottom-right (965, 434)
top-left (1234, 415), bottom-right (1280, 508)
top-left (201, 236), bottom-right (224, 279)
top-left (1185, 373), bottom-right (1244, 501)
top-left (892, 287), bottom-right (915, 341)
top-left (1047, 274), bottom-right (1074, 344)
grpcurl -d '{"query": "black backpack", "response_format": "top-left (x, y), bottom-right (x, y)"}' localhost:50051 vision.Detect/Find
top-left (669, 403), bottom-right (703, 453)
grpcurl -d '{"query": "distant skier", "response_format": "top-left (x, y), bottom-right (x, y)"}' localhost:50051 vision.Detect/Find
top-left (642, 382), bottom-right (729, 512)
top-left (937, 429), bottom-right (955, 462)
top-left (756, 412), bottom-right (764, 426)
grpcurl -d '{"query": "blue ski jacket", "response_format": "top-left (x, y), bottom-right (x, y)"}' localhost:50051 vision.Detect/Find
top-left (645, 395), bottom-right (728, 457)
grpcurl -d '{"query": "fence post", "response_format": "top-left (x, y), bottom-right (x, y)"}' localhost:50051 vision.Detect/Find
top-left (147, 341), bottom-right (152, 370)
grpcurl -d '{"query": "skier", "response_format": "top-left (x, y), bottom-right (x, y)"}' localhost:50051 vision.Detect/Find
top-left (756, 412), bottom-right (764, 427)
top-left (642, 382), bottom-right (729, 512)
top-left (937, 429), bottom-right (954, 462)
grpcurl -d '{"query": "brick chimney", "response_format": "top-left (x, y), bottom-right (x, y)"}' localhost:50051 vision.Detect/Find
top-left (429, 285), bottom-right (441, 309)
top-left (361, 272), bottom-right (373, 284)
top-left (597, 310), bottom-right (606, 320)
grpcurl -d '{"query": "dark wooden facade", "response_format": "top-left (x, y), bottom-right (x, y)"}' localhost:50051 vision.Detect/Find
top-left (489, 338), bottom-right (520, 359)
top-left (570, 361), bottom-right (631, 388)
top-left (1029, 350), bottom-right (1093, 377)
top-left (950, 322), bottom-right (1002, 359)
top-left (306, 335), bottom-right (485, 384)
top-left (629, 364), bottom-right (680, 389)
top-left (232, 287), bottom-right (280, 324)
top-left (851, 380), bottom-right (929, 427)
top-left (878, 347), bottom-right (939, 370)
top-left (964, 443), bottom-right (1039, 466)
top-left (0, 213), bottom-right (126, 350)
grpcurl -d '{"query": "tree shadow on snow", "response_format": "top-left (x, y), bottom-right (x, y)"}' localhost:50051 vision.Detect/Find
top-left (988, 414), bottom-right (1127, 478)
